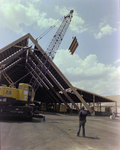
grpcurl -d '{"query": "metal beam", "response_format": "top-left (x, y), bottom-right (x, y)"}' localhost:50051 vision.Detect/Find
top-left (29, 50), bottom-right (78, 110)
top-left (0, 33), bottom-right (29, 53)
top-left (28, 52), bottom-right (71, 108)
top-left (0, 48), bottom-right (26, 66)
top-left (29, 34), bottom-right (93, 113)
top-left (28, 57), bottom-right (53, 87)
top-left (48, 57), bottom-right (93, 113)
top-left (27, 58), bottom-right (61, 104)
top-left (1, 58), bottom-right (23, 73)
top-left (62, 90), bottom-right (80, 111)
top-left (26, 63), bottom-right (49, 89)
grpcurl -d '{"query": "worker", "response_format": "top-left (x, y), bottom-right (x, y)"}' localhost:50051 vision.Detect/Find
top-left (77, 105), bottom-right (87, 137)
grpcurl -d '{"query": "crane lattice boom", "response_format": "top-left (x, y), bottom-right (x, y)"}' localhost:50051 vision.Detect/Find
top-left (29, 10), bottom-right (74, 92)
top-left (46, 10), bottom-right (74, 60)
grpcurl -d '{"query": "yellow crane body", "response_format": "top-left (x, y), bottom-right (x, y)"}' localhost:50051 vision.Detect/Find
top-left (0, 83), bottom-right (34, 104)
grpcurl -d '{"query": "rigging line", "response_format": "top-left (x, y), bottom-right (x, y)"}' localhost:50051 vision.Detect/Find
top-left (37, 25), bottom-right (55, 40)
top-left (13, 18), bottom-right (63, 84)
top-left (21, 17), bottom-right (63, 52)
top-left (36, 26), bottom-right (55, 41)
top-left (14, 70), bottom-right (32, 85)
top-left (36, 17), bottom-right (63, 41)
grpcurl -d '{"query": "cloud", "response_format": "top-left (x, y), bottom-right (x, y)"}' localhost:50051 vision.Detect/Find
top-left (53, 49), bottom-right (120, 96)
top-left (94, 24), bottom-right (117, 39)
top-left (0, 0), bottom-right (58, 33)
top-left (0, 1), bottom-right (88, 35)
top-left (55, 6), bottom-right (88, 33)
top-left (37, 13), bottom-right (59, 29)
top-left (114, 59), bottom-right (120, 65)
top-left (0, 0), bottom-right (39, 33)
top-left (117, 21), bottom-right (120, 30)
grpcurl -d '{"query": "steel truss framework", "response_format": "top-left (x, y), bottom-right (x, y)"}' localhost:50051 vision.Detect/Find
top-left (0, 34), bottom-right (116, 113)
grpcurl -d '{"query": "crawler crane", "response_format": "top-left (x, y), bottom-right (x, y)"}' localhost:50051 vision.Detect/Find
top-left (0, 10), bottom-right (74, 119)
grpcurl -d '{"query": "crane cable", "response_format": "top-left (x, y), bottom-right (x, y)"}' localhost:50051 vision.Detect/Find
top-left (36, 17), bottom-right (63, 41)
top-left (13, 17), bottom-right (63, 84)
top-left (28, 17), bottom-right (63, 48)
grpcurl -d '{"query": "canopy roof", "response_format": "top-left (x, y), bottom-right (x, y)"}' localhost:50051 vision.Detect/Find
top-left (0, 34), bottom-right (115, 112)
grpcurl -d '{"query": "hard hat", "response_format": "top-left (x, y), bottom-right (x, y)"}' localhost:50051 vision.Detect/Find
top-left (81, 105), bottom-right (84, 109)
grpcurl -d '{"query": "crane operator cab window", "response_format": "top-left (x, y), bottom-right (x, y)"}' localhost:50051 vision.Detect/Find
top-left (18, 83), bottom-right (34, 103)
top-left (28, 86), bottom-right (32, 102)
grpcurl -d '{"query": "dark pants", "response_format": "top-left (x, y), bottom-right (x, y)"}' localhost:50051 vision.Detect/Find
top-left (77, 120), bottom-right (86, 136)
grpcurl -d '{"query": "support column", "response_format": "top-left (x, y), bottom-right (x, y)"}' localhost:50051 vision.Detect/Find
top-left (0, 67), bottom-right (1, 86)
top-left (80, 103), bottom-right (82, 108)
top-left (115, 102), bottom-right (117, 117)
top-left (93, 95), bottom-right (95, 111)
top-left (0, 65), bottom-right (5, 86)
top-left (100, 102), bottom-right (101, 112)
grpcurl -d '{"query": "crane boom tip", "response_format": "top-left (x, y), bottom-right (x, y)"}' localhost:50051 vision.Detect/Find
top-left (70, 10), bottom-right (74, 14)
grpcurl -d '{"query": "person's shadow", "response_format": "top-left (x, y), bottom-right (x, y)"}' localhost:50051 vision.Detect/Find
top-left (84, 136), bottom-right (100, 139)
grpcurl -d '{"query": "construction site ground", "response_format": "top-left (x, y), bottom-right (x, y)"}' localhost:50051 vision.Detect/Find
top-left (0, 113), bottom-right (120, 150)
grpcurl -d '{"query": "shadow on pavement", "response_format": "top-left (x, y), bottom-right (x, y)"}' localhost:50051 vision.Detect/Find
top-left (0, 117), bottom-right (45, 123)
top-left (84, 136), bottom-right (100, 139)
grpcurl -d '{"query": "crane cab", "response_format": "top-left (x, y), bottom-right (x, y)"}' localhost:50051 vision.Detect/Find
top-left (0, 85), bottom-right (18, 99)
top-left (18, 83), bottom-right (35, 103)
top-left (0, 83), bottom-right (35, 106)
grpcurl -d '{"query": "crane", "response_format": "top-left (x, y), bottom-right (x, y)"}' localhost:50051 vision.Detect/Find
top-left (29, 10), bottom-right (74, 92)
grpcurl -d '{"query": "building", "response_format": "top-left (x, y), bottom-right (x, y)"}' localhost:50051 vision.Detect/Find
top-left (0, 34), bottom-right (116, 115)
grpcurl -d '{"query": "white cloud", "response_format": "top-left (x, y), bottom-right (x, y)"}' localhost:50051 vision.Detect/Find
top-left (94, 24), bottom-right (117, 39)
top-left (55, 6), bottom-right (69, 16)
top-left (114, 59), bottom-right (120, 65)
top-left (116, 21), bottom-right (120, 30)
top-left (0, 0), bottom-right (39, 33)
top-left (0, 0), bottom-right (58, 33)
top-left (55, 6), bottom-right (88, 33)
top-left (37, 13), bottom-right (59, 29)
top-left (53, 49), bottom-right (120, 96)
top-left (0, 1), bottom-right (88, 35)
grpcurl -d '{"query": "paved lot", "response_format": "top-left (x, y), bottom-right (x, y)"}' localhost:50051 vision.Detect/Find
top-left (0, 113), bottom-right (120, 150)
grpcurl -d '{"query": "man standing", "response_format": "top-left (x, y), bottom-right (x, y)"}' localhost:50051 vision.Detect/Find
top-left (77, 105), bottom-right (87, 137)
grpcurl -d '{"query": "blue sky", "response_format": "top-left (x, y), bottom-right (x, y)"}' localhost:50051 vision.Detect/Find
top-left (0, 0), bottom-right (120, 96)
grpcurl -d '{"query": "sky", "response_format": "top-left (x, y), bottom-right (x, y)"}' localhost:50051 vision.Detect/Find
top-left (0, 0), bottom-right (120, 96)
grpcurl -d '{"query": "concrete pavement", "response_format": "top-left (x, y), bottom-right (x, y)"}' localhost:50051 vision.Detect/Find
top-left (0, 113), bottom-right (120, 150)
